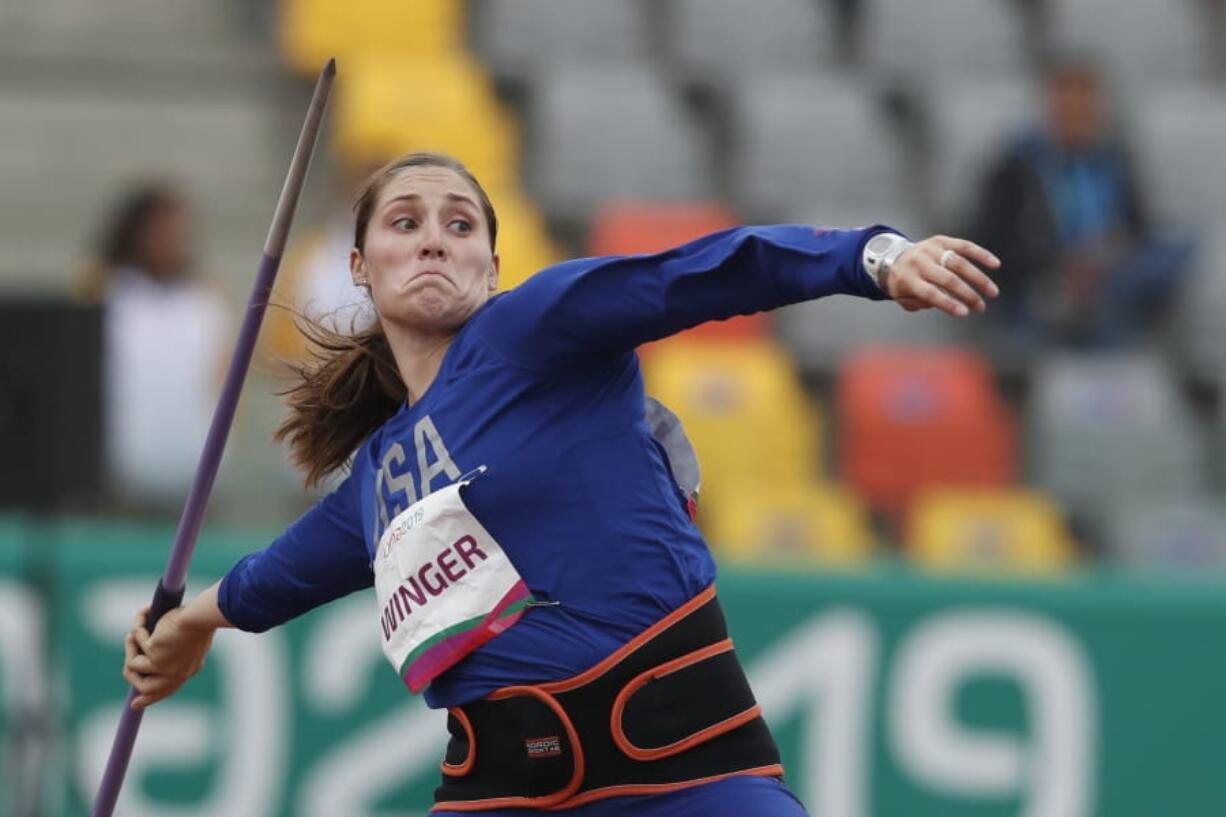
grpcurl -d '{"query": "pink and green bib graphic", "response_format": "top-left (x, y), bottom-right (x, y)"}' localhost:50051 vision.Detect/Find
top-left (374, 471), bottom-right (532, 693)
top-left (399, 579), bottom-right (532, 692)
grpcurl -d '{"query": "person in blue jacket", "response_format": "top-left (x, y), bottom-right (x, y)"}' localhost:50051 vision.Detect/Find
top-left (123, 152), bottom-right (999, 816)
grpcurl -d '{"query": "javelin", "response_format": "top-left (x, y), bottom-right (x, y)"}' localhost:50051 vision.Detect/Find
top-left (90, 57), bottom-right (336, 817)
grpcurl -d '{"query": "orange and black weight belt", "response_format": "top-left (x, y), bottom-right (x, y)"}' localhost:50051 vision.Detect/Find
top-left (433, 585), bottom-right (783, 811)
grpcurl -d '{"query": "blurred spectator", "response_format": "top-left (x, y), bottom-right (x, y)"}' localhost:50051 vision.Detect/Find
top-left (970, 53), bottom-right (1194, 350)
top-left (81, 182), bottom-right (229, 514)
top-left (263, 158), bottom-right (379, 364)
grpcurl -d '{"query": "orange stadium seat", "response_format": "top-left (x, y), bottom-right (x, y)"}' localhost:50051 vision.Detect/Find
top-left (280, 0), bottom-right (465, 75)
top-left (590, 202), bottom-right (766, 341)
top-left (838, 347), bottom-right (1016, 518)
top-left (702, 481), bottom-right (875, 566)
top-left (642, 338), bottom-right (822, 510)
top-left (906, 488), bottom-right (1075, 574)
top-left (589, 201), bottom-right (739, 255)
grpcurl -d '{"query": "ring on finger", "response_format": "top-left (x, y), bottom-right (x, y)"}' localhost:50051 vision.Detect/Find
top-left (939, 248), bottom-right (958, 269)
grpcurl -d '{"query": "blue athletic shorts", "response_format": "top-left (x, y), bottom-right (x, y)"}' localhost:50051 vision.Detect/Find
top-left (431, 775), bottom-right (809, 816)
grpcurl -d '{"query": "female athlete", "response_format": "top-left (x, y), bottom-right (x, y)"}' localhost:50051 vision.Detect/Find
top-left (122, 152), bottom-right (999, 816)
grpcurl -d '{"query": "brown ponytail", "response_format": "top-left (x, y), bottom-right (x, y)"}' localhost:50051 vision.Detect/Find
top-left (274, 152), bottom-right (498, 487)
top-left (274, 318), bottom-right (404, 487)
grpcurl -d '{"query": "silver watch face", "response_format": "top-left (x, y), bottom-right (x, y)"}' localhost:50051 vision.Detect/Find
top-left (866, 234), bottom-right (896, 256)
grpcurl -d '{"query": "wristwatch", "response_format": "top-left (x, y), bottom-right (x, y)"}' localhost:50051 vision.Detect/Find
top-left (861, 232), bottom-right (913, 295)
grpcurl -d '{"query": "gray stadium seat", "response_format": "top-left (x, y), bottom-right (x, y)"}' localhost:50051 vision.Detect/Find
top-left (1220, 382), bottom-right (1226, 497)
top-left (664, 0), bottom-right (838, 82)
top-left (921, 80), bottom-right (1037, 226)
top-left (1029, 354), bottom-right (1209, 526)
top-left (860, 0), bottom-right (1027, 79)
top-left (0, 1), bottom-right (22, 34)
top-left (25, 0), bottom-right (241, 43)
top-left (1132, 87), bottom-right (1226, 229)
top-left (775, 294), bottom-right (965, 374)
top-left (1103, 498), bottom-right (1226, 570)
top-left (728, 73), bottom-right (907, 222)
top-left (1047, 0), bottom-right (1206, 87)
top-left (0, 90), bottom-right (280, 290)
top-left (1172, 225), bottom-right (1226, 380)
top-left (527, 67), bottom-right (713, 219)
top-left (472, 0), bottom-right (648, 80)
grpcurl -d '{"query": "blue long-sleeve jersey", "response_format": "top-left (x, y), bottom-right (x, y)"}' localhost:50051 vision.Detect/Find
top-left (219, 224), bottom-right (891, 708)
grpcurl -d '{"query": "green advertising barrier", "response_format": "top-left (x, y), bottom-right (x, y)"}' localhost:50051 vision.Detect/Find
top-left (37, 520), bottom-right (1226, 817)
top-left (0, 518), bottom-right (45, 817)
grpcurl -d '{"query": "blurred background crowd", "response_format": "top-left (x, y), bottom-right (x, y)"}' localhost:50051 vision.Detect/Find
top-left (3, 0), bottom-right (1226, 573)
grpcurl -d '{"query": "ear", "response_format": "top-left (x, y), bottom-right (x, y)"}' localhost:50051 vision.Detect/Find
top-left (350, 247), bottom-right (368, 288)
top-left (487, 254), bottom-right (501, 292)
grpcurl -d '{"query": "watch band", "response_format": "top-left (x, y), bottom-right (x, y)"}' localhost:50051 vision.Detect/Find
top-left (862, 233), bottom-right (913, 295)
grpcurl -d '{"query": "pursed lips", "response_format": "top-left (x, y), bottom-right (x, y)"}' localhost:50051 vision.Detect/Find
top-left (412, 269), bottom-right (452, 285)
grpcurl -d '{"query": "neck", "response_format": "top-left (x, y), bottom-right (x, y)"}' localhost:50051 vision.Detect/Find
top-left (383, 321), bottom-right (457, 406)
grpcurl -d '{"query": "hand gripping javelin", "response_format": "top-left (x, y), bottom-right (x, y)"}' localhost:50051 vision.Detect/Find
top-left (90, 58), bottom-right (336, 817)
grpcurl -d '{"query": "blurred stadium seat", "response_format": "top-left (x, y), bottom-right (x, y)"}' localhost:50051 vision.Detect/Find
top-left (641, 338), bottom-right (823, 510)
top-left (472, 0), bottom-right (648, 80)
top-left (838, 347), bottom-right (1017, 516)
top-left (279, 0), bottom-right (465, 75)
top-left (334, 55), bottom-right (520, 193)
top-left (728, 73), bottom-right (907, 221)
top-left (1029, 354), bottom-right (1210, 530)
top-left (1103, 498), bottom-right (1226, 570)
top-left (0, 90), bottom-right (279, 289)
top-left (26, 0), bottom-right (239, 43)
top-left (663, 0), bottom-right (837, 84)
top-left (528, 66), bottom-right (714, 219)
top-left (1132, 86), bottom-right (1226, 229)
top-left (906, 487), bottom-right (1075, 573)
top-left (775, 294), bottom-right (960, 374)
top-left (701, 481), bottom-right (875, 566)
top-left (1047, 0), bottom-right (1206, 87)
top-left (488, 187), bottom-right (562, 291)
top-left (860, 0), bottom-right (1028, 79)
top-left (588, 201), bottom-right (739, 257)
top-left (1173, 224), bottom-right (1226, 379)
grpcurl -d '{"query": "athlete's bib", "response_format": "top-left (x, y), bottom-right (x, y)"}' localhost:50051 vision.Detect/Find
top-left (373, 468), bottom-right (532, 693)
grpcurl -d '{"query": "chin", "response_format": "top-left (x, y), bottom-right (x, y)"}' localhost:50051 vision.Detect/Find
top-left (391, 295), bottom-right (470, 335)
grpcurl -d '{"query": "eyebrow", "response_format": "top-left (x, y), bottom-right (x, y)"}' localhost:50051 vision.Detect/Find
top-left (383, 192), bottom-right (479, 211)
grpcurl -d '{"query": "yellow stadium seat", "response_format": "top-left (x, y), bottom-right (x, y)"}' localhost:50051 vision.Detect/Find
top-left (642, 339), bottom-right (822, 508)
top-left (280, 0), bottom-right (465, 75)
top-left (335, 56), bottom-right (520, 192)
top-left (702, 482), bottom-right (874, 566)
top-left (259, 228), bottom-right (328, 365)
top-left (487, 189), bottom-right (561, 291)
top-left (906, 488), bottom-right (1075, 574)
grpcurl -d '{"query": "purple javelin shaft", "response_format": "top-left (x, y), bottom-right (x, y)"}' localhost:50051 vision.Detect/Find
top-left (91, 58), bottom-right (336, 817)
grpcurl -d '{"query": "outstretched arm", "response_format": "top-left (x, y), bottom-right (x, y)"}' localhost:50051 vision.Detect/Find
top-left (480, 225), bottom-right (998, 369)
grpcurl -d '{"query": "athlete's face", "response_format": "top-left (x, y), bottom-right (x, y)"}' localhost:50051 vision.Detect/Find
top-left (351, 167), bottom-right (499, 336)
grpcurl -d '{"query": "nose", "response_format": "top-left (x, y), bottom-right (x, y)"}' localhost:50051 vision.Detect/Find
top-left (418, 220), bottom-right (447, 261)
